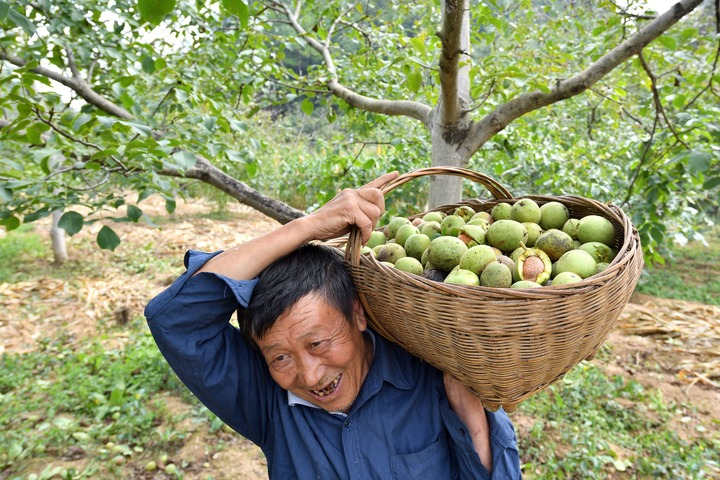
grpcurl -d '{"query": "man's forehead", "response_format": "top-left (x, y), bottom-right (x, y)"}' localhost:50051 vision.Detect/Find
top-left (257, 299), bottom-right (346, 351)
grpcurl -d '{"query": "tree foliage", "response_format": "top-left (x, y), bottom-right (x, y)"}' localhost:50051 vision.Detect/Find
top-left (0, 0), bottom-right (718, 262)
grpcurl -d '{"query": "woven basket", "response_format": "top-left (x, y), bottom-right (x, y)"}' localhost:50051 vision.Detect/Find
top-left (341, 167), bottom-right (644, 412)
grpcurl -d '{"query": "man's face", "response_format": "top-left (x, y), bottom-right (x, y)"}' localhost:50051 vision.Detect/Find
top-left (254, 294), bottom-right (371, 413)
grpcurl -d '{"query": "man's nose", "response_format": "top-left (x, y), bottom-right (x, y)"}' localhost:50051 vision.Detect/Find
top-left (297, 355), bottom-right (325, 388)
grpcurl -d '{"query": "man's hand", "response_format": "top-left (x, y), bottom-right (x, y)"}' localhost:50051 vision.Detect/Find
top-left (305, 171), bottom-right (398, 244)
top-left (196, 171), bottom-right (398, 280)
top-left (443, 373), bottom-right (493, 472)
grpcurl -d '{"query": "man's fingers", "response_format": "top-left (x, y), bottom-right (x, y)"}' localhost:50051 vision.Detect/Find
top-left (361, 171), bottom-right (399, 190)
top-left (355, 188), bottom-right (386, 216)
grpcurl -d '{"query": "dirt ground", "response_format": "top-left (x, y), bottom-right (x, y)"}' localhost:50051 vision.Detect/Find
top-left (1, 196), bottom-right (718, 479)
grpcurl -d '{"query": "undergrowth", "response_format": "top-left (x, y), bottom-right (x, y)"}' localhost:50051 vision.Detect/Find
top-left (517, 357), bottom-right (720, 479)
top-left (636, 226), bottom-right (720, 305)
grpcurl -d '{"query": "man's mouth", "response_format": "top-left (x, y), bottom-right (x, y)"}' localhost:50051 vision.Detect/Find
top-left (311, 374), bottom-right (342, 397)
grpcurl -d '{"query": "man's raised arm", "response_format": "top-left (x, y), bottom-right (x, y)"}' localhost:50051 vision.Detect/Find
top-left (195, 171), bottom-right (398, 280)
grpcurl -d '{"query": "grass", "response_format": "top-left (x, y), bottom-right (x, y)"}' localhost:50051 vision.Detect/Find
top-left (1, 215), bottom-right (719, 478)
top-left (0, 328), bottom-right (219, 477)
top-left (0, 225), bottom-right (50, 283)
top-left (636, 226), bottom-right (720, 305)
top-left (517, 354), bottom-right (720, 479)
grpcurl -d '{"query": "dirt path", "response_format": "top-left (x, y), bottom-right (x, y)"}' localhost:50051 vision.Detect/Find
top-left (2, 196), bottom-right (718, 479)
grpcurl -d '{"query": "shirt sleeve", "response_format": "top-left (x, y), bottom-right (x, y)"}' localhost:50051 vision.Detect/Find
top-left (144, 250), bottom-right (274, 444)
top-left (441, 404), bottom-right (521, 479)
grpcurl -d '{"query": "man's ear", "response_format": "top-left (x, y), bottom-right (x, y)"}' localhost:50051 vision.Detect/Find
top-left (352, 297), bottom-right (368, 332)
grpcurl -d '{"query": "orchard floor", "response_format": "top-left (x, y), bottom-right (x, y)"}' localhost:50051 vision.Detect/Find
top-left (1, 196), bottom-right (718, 479)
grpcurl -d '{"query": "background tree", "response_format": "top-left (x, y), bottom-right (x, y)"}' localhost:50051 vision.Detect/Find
top-left (1, 0), bottom-right (718, 263)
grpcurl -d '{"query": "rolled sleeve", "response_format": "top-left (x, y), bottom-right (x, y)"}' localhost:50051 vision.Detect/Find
top-left (441, 404), bottom-right (521, 479)
top-left (144, 250), bottom-right (269, 435)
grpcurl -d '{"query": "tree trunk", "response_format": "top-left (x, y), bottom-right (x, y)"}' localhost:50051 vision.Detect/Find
top-left (428, 0), bottom-right (473, 208)
top-left (50, 209), bottom-right (68, 266)
top-left (428, 126), bottom-right (472, 207)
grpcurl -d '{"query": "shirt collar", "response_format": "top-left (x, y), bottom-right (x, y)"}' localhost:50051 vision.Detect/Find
top-left (286, 328), bottom-right (414, 413)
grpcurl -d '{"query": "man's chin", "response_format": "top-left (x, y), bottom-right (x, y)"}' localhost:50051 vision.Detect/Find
top-left (326, 399), bottom-right (354, 414)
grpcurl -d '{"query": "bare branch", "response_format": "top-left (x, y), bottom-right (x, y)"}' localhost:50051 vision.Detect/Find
top-left (437, 0), bottom-right (470, 123)
top-left (608, 0), bottom-right (658, 20)
top-left (65, 46), bottom-right (83, 80)
top-left (464, 79), bottom-right (495, 114)
top-left (638, 51), bottom-right (690, 149)
top-left (262, 75), bottom-right (332, 94)
top-left (622, 113), bottom-right (659, 208)
top-left (1, 51), bottom-right (134, 119)
top-left (264, 0), bottom-right (431, 127)
top-left (464, 0), bottom-right (704, 157)
top-left (151, 86), bottom-right (177, 118)
top-left (325, 1), bottom-right (361, 49)
top-left (159, 156), bottom-right (305, 223)
top-left (327, 79), bottom-right (431, 125)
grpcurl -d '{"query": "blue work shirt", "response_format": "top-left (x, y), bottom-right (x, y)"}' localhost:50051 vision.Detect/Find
top-left (145, 250), bottom-right (521, 479)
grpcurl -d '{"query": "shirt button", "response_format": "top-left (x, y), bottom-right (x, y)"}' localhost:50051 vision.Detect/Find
top-left (344, 420), bottom-right (351, 428)
top-left (458, 428), bottom-right (466, 436)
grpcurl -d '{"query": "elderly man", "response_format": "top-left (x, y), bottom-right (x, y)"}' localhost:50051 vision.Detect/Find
top-left (145, 172), bottom-right (521, 479)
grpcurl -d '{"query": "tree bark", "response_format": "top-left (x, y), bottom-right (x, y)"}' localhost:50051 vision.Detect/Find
top-left (428, 0), bottom-right (473, 208)
top-left (50, 209), bottom-right (68, 266)
top-left (159, 157), bottom-right (305, 224)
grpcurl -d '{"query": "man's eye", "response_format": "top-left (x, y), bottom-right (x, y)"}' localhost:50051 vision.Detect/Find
top-left (273, 354), bottom-right (289, 364)
top-left (310, 340), bottom-right (327, 349)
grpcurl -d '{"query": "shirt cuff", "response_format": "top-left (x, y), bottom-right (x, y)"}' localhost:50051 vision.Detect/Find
top-left (145, 250), bottom-right (259, 321)
top-left (183, 249), bottom-right (259, 307)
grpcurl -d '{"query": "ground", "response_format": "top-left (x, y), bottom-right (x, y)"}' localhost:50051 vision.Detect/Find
top-left (1, 196), bottom-right (718, 479)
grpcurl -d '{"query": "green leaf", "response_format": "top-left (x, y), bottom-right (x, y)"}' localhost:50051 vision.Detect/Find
top-left (222, 0), bottom-right (248, 29)
top-left (407, 71), bottom-right (422, 93)
top-left (7, 8), bottom-right (38, 37)
top-left (410, 37), bottom-right (427, 56)
top-left (703, 176), bottom-right (720, 189)
top-left (72, 113), bottom-right (93, 131)
top-left (141, 56), bottom-right (155, 74)
top-left (58, 211), bottom-right (84, 236)
top-left (687, 152), bottom-right (711, 173)
top-left (127, 205), bottom-right (143, 222)
top-left (0, 185), bottom-right (11, 202)
top-left (0, 2), bottom-right (9, 21)
top-left (26, 124), bottom-right (48, 145)
top-left (119, 121), bottom-right (152, 136)
top-left (301, 98), bottom-right (314, 115)
top-left (137, 0), bottom-right (176, 25)
top-left (246, 161), bottom-right (258, 177)
top-left (0, 215), bottom-right (20, 230)
top-left (658, 35), bottom-right (677, 50)
top-left (96, 226), bottom-right (121, 251)
top-left (164, 197), bottom-right (176, 214)
top-left (172, 150), bottom-right (197, 169)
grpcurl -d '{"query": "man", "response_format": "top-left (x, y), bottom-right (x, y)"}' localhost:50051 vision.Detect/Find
top-left (145, 172), bottom-right (521, 479)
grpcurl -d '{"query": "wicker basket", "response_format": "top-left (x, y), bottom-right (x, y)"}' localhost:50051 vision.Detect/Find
top-left (341, 167), bottom-right (644, 412)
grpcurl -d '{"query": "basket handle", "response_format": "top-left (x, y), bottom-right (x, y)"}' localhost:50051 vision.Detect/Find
top-left (345, 167), bottom-right (513, 265)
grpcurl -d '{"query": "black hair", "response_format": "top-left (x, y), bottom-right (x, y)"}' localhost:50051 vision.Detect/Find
top-left (240, 244), bottom-right (357, 340)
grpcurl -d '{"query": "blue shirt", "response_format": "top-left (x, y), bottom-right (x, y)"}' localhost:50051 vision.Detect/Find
top-left (145, 250), bottom-right (521, 479)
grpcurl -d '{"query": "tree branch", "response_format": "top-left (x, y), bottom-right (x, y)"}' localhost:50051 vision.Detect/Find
top-left (637, 51), bottom-right (690, 149)
top-left (437, 0), bottom-right (470, 123)
top-left (1, 50), bottom-right (304, 224)
top-left (464, 0), bottom-right (704, 157)
top-left (159, 157), bottom-right (305, 223)
top-left (263, 0), bottom-right (432, 127)
top-left (623, 113), bottom-right (660, 208)
top-left (0, 51), bottom-right (134, 119)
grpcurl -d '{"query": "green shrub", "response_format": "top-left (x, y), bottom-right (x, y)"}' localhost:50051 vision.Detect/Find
top-left (0, 225), bottom-right (49, 282)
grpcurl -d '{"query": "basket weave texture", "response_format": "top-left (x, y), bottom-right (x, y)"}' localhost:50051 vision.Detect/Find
top-left (342, 167), bottom-right (644, 412)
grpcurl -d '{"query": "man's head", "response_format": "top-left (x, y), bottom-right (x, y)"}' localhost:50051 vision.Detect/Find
top-left (242, 244), bottom-right (372, 413)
